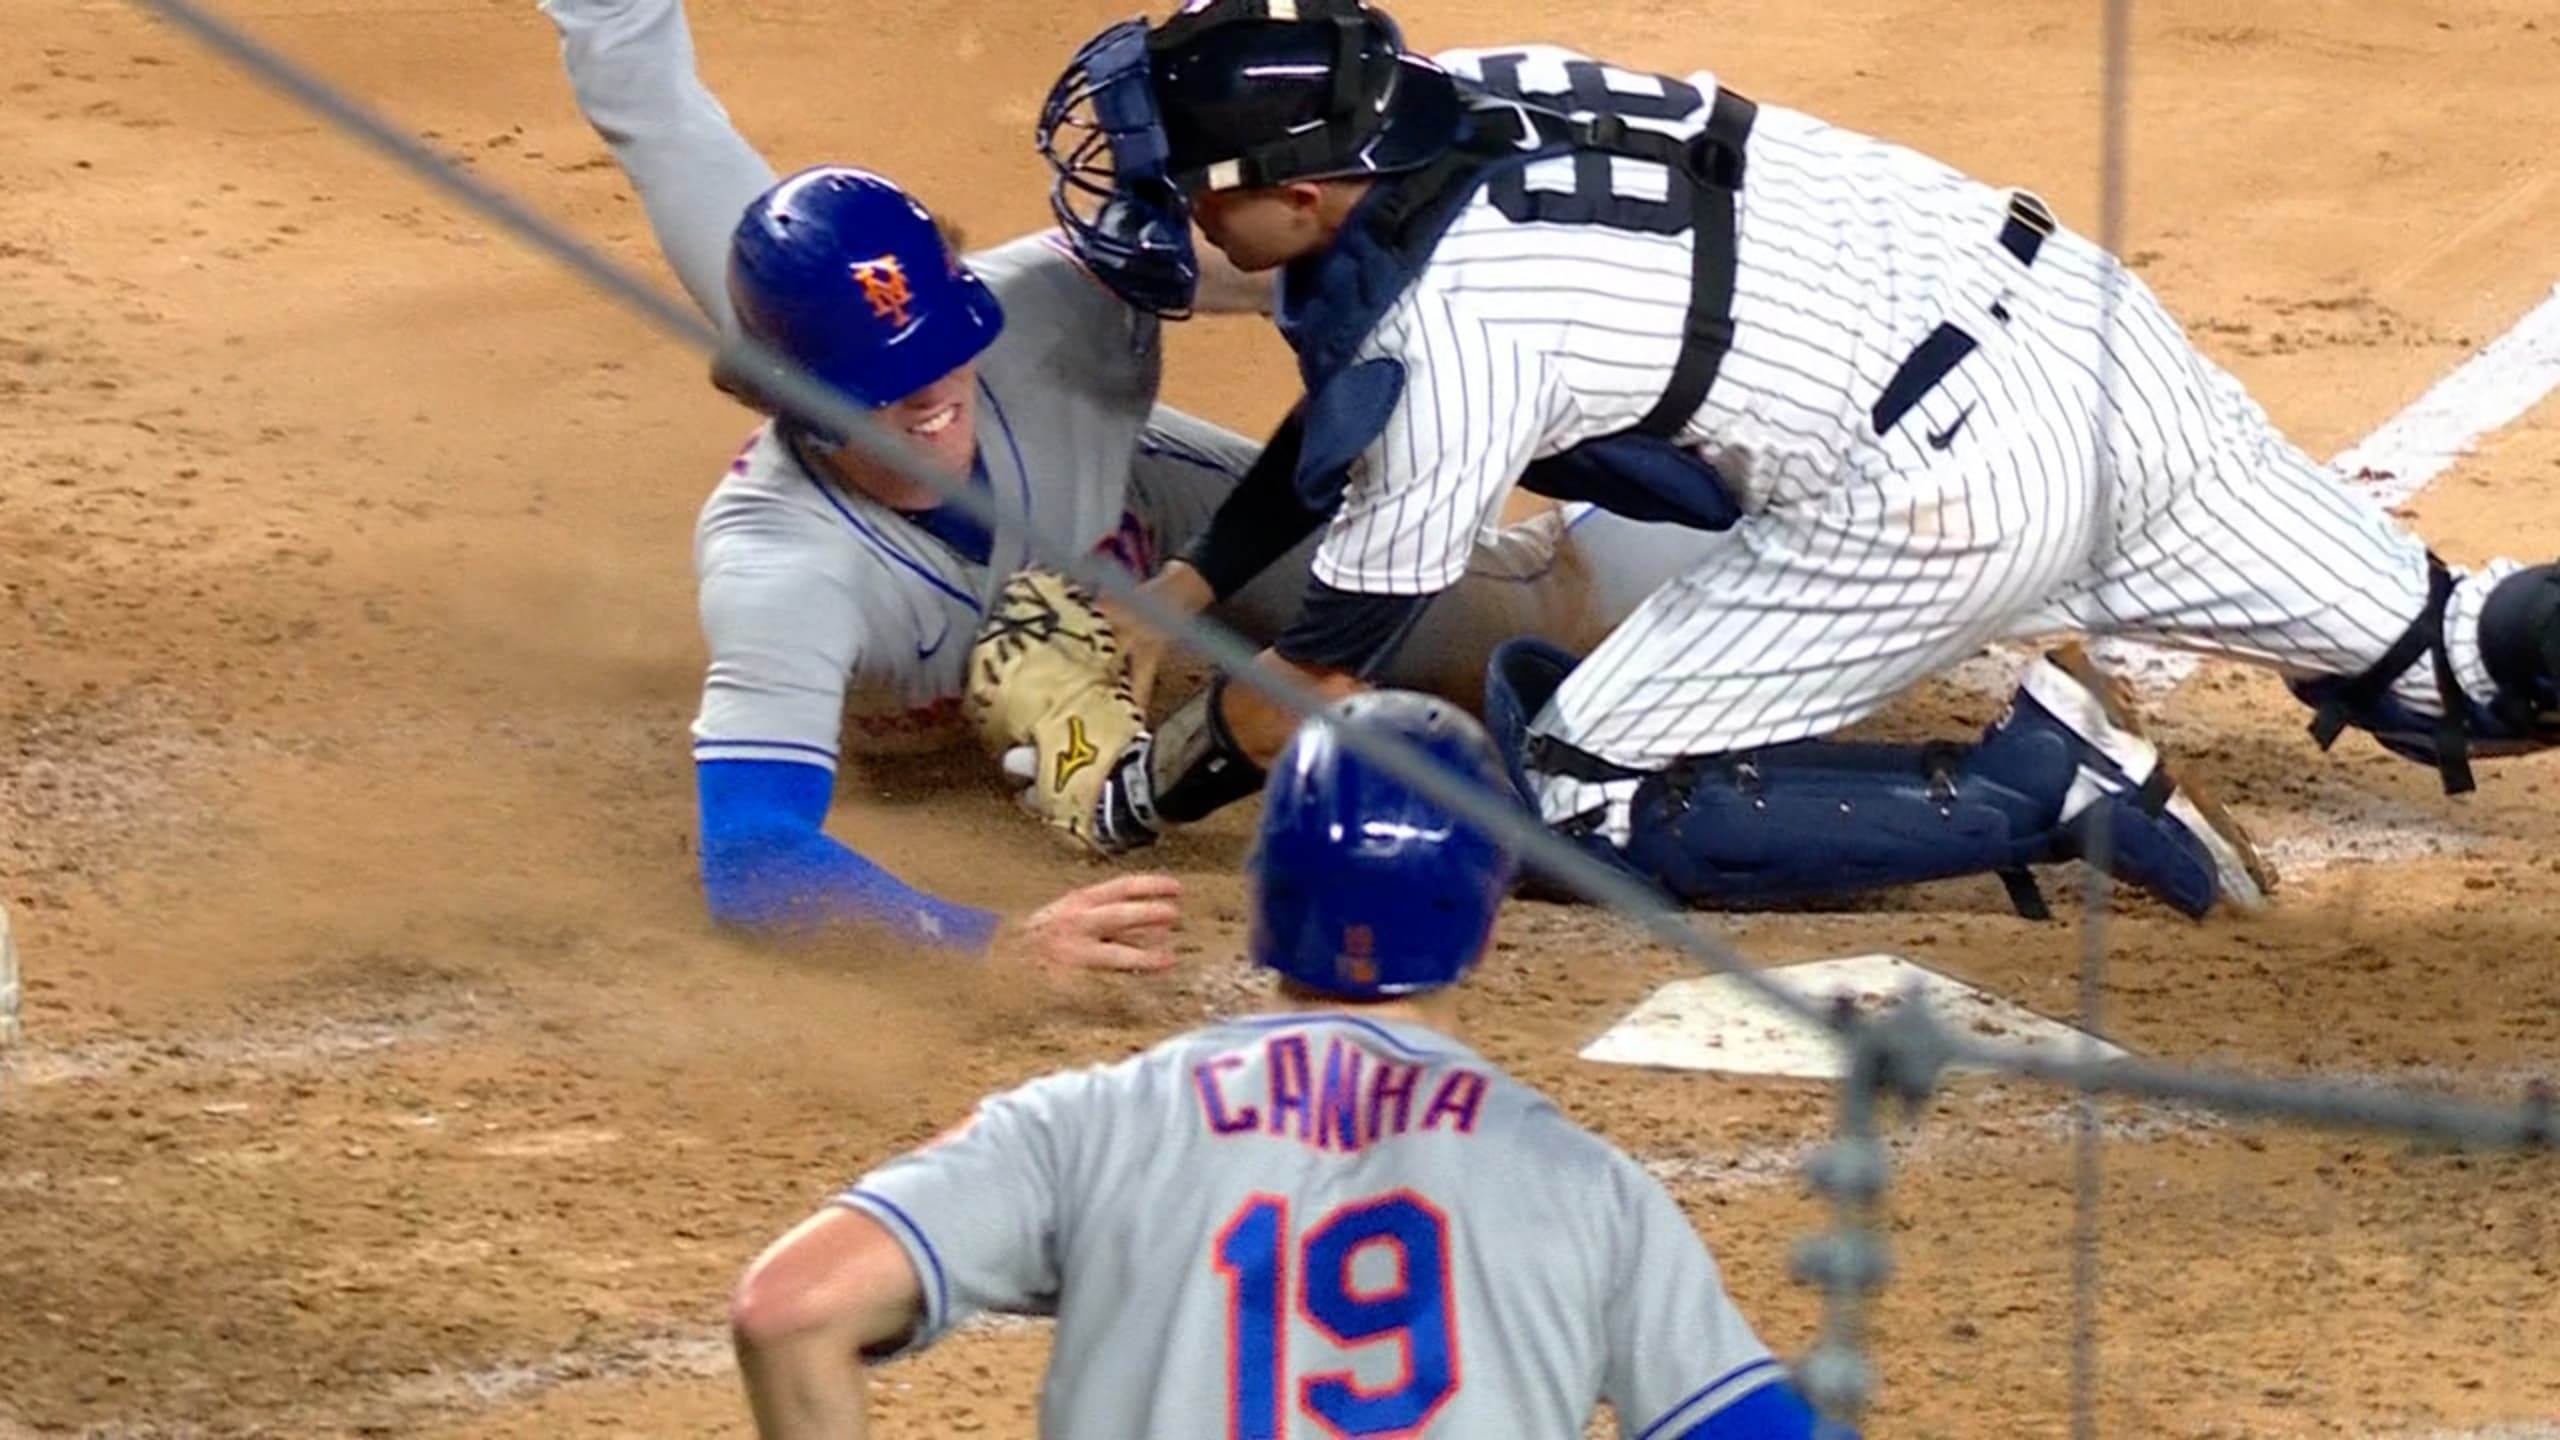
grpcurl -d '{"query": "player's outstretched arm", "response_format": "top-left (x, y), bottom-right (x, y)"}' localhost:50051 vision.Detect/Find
top-left (540, 0), bottom-right (781, 333)
top-left (697, 759), bottom-right (1003, 949)
top-left (701, 762), bottom-right (1183, 967)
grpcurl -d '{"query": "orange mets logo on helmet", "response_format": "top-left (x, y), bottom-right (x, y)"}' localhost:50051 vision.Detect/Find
top-left (849, 255), bottom-right (915, 327)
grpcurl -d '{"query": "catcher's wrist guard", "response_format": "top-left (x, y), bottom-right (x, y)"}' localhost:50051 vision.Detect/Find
top-left (1092, 739), bottom-right (1163, 853)
top-left (1144, 673), bottom-right (1268, 824)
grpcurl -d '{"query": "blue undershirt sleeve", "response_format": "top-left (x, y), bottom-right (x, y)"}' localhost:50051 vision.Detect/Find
top-left (696, 759), bottom-right (1001, 953)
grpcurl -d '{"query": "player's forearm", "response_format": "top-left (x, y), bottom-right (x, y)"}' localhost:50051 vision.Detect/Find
top-left (732, 1209), bottom-right (926, 1440)
top-left (1177, 405), bottom-right (1329, 599)
top-left (1221, 653), bottom-right (1366, 765)
top-left (698, 761), bottom-right (1001, 951)
top-left (701, 828), bottom-right (1001, 951)
top-left (735, 1333), bottom-right (873, 1440)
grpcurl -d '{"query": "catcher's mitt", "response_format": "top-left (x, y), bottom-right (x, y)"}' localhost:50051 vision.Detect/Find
top-left (964, 569), bottom-right (1147, 850)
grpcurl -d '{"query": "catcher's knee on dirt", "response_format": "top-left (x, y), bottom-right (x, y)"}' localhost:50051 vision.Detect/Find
top-left (2290, 559), bottom-right (2560, 795)
top-left (1485, 639), bottom-right (2236, 918)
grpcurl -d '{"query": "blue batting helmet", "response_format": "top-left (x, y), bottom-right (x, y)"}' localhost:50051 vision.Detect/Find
top-left (1247, 690), bottom-right (1521, 999)
top-left (724, 167), bottom-right (1002, 410)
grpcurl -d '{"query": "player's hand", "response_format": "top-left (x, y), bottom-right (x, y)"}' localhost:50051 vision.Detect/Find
top-left (1102, 562), bottom-right (1214, 712)
top-left (993, 873), bottom-right (1183, 973)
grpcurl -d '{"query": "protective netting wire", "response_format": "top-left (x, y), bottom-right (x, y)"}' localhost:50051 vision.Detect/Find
top-left (126, 0), bottom-right (2560, 1432)
top-left (2072, 2), bottom-right (2140, 1432)
top-left (2070, 822), bottom-right (2116, 1437)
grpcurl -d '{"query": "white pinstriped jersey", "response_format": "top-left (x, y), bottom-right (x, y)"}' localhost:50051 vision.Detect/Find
top-left (1316, 43), bottom-right (2020, 597)
top-left (1398, 45), bottom-right (2499, 800)
top-left (839, 1012), bottom-right (1788, 1438)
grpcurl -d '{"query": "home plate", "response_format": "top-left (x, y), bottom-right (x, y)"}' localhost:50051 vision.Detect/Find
top-left (1579, 953), bottom-right (2128, 1081)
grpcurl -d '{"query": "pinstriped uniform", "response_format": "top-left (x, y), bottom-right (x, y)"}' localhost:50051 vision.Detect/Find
top-left (1309, 45), bottom-right (2524, 839)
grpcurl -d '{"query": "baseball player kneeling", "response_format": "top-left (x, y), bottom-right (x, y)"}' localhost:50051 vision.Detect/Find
top-left (997, 0), bottom-right (2560, 921)
top-left (730, 692), bottom-right (1839, 1439)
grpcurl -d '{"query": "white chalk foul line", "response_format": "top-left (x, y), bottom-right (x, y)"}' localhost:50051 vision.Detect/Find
top-left (2333, 283), bottom-right (2560, 510)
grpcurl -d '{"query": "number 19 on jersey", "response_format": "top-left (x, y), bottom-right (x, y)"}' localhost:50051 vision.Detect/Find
top-left (1214, 1191), bottom-right (1461, 1437)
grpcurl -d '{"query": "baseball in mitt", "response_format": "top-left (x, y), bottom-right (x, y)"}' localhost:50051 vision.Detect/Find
top-left (963, 569), bottom-right (1148, 850)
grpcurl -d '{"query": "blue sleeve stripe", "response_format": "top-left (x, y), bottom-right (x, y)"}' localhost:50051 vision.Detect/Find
top-left (692, 737), bottom-right (839, 762)
top-left (1667, 1376), bottom-right (1831, 1440)
top-left (840, 1187), bottom-right (950, 1333)
top-left (1636, 1357), bottom-right (1786, 1440)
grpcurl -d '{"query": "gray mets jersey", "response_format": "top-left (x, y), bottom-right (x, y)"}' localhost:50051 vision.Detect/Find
top-left (1303, 42), bottom-right (2496, 821)
top-left (688, 231), bottom-right (1217, 763)
top-left (839, 1012), bottom-right (1788, 1438)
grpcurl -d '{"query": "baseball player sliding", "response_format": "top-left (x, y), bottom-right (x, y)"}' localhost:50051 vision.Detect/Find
top-left (540, 0), bottom-right (1726, 963)
top-left (730, 691), bottom-right (1837, 1439)
top-left (973, 0), bottom-right (2558, 921)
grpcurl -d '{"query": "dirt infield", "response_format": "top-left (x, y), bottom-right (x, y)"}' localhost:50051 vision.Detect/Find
top-left (5, 0), bottom-right (2558, 1435)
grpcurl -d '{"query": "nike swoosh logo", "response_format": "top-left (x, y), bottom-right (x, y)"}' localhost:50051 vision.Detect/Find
top-left (1926, 403), bottom-right (1976, 451)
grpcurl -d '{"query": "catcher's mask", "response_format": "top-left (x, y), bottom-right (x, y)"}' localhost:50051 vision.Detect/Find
top-left (1035, 0), bottom-right (1461, 317)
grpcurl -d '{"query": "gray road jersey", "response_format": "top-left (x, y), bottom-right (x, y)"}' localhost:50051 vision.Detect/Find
top-left (688, 235), bottom-right (1230, 762)
top-left (541, 0), bottom-right (1236, 760)
top-left (842, 1013), bottom-right (1785, 1438)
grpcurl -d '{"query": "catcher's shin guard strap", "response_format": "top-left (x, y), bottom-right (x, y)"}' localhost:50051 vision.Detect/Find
top-left (1146, 673), bottom-right (1268, 824)
top-left (2306, 554), bottom-right (2474, 794)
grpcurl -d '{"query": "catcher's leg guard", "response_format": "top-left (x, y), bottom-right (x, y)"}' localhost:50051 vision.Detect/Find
top-left (1495, 644), bottom-right (2269, 918)
top-left (1483, 637), bottom-right (1575, 806)
top-left (1483, 638), bottom-right (1672, 901)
